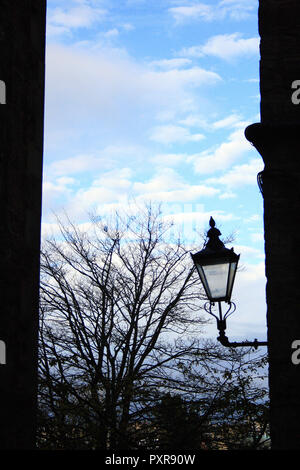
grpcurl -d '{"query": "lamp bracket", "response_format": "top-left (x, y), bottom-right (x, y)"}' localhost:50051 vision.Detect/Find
top-left (217, 330), bottom-right (268, 350)
top-left (205, 301), bottom-right (268, 350)
top-left (204, 300), bottom-right (236, 321)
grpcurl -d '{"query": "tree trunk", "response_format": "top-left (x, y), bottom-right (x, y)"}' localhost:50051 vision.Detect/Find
top-left (118, 381), bottom-right (133, 449)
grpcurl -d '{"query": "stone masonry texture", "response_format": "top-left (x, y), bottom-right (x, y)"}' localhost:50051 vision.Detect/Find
top-left (0, 1), bottom-right (46, 449)
top-left (246, 0), bottom-right (300, 449)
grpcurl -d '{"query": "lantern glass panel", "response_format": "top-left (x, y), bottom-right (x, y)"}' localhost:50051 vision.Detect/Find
top-left (227, 261), bottom-right (238, 298)
top-left (202, 263), bottom-right (230, 300)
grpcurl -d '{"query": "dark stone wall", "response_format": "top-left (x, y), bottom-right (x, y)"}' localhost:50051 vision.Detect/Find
top-left (246, 0), bottom-right (300, 450)
top-left (259, 0), bottom-right (300, 123)
top-left (0, 1), bottom-right (46, 449)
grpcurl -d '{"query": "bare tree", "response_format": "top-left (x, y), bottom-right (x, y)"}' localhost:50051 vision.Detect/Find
top-left (38, 203), bottom-right (208, 449)
top-left (134, 344), bottom-right (269, 450)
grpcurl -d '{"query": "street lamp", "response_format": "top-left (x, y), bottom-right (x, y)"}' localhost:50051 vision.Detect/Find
top-left (191, 217), bottom-right (268, 349)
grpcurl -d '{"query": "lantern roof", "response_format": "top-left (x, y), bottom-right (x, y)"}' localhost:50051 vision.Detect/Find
top-left (191, 217), bottom-right (239, 264)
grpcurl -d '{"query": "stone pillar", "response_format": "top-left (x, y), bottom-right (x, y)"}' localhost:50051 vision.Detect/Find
top-left (0, 1), bottom-right (46, 449)
top-left (245, 0), bottom-right (300, 450)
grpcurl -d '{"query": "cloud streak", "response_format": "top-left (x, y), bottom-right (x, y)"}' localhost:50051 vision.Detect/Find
top-left (187, 125), bottom-right (253, 174)
top-left (44, 43), bottom-right (221, 153)
top-left (179, 33), bottom-right (259, 61)
top-left (206, 158), bottom-right (263, 187)
top-left (169, 0), bottom-right (256, 24)
top-left (47, 3), bottom-right (107, 36)
top-left (150, 125), bottom-right (205, 145)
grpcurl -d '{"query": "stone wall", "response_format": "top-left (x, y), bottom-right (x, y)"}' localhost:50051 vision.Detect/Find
top-left (259, 0), bottom-right (300, 123)
top-left (0, 1), bottom-right (46, 449)
top-left (246, 0), bottom-right (300, 450)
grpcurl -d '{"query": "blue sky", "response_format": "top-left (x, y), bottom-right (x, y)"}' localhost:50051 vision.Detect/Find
top-left (43, 0), bottom-right (267, 341)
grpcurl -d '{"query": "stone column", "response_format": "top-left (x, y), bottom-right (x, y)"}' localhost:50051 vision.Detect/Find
top-left (245, 0), bottom-right (300, 450)
top-left (0, 1), bottom-right (46, 449)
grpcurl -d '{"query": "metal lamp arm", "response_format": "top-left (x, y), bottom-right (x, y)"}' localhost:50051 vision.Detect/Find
top-left (217, 325), bottom-right (268, 350)
top-left (205, 301), bottom-right (268, 350)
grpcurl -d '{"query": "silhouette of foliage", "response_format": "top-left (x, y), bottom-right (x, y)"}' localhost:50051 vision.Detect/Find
top-left (37, 203), bottom-right (269, 450)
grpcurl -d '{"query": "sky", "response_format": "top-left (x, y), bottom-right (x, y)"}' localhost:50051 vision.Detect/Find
top-left (42, 0), bottom-right (267, 342)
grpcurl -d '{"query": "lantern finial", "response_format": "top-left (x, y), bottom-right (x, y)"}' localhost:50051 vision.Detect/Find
top-left (206, 217), bottom-right (224, 251)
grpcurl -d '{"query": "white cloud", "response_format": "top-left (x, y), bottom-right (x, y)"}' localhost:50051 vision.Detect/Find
top-left (43, 178), bottom-right (75, 195)
top-left (245, 214), bottom-right (260, 223)
top-left (228, 261), bottom-right (267, 338)
top-left (144, 66), bottom-right (221, 89)
top-left (45, 44), bottom-right (221, 148)
top-left (47, 24), bottom-right (71, 37)
top-left (73, 186), bottom-right (125, 207)
top-left (52, 167), bottom-right (220, 219)
top-left (47, 4), bottom-right (107, 35)
top-left (65, 169), bottom-right (133, 216)
top-left (122, 23), bottom-right (135, 31)
top-left (48, 153), bottom-right (111, 175)
top-left (180, 33), bottom-right (259, 61)
top-left (169, 3), bottom-right (218, 23)
top-left (133, 168), bottom-right (183, 194)
top-left (149, 58), bottom-right (192, 70)
top-left (251, 232), bottom-right (264, 243)
top-left (56, 176), bottom-right (76, 186)
top-left (178, 113), bottom-right (243, 131)
top-left (202, 33), bottom-right (259, 60)
top-left (47, 145), bottom-right (144, 176)
top-left (136, 187), bottom-right (219, 203)
top-left (134, 167), bottom-right (217, 201)
top-left (92, 168), bottom-right (133, 190)
top-left (42, 176), bottom-right (77, 214)
top-left (169, 0), bottom-right (256, 24)
top-left (219, 191), bottom-right (237, 199)
top-left (234, 245), bottom-right (264, 262)
top-left (102, 28), bottom-right (120, 39)
top-left (206, 158), bottom-right (263, 187)
top-left (188, 125), bottom-right (253, 174)
top-left (163, 209), bottom-right (236, 232)
top-left (150, 124), bottom-right (205, 144)
top-left (150, 153), bottom-right (187, 166)
top-left (219, 0), bottom-right (257, 21)
top-left (211, 113), bottom-right (242, 129)
top-left (134, 181), bottom-right (219, 202)
top-left (178, 115), bottom-right (209, 128)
